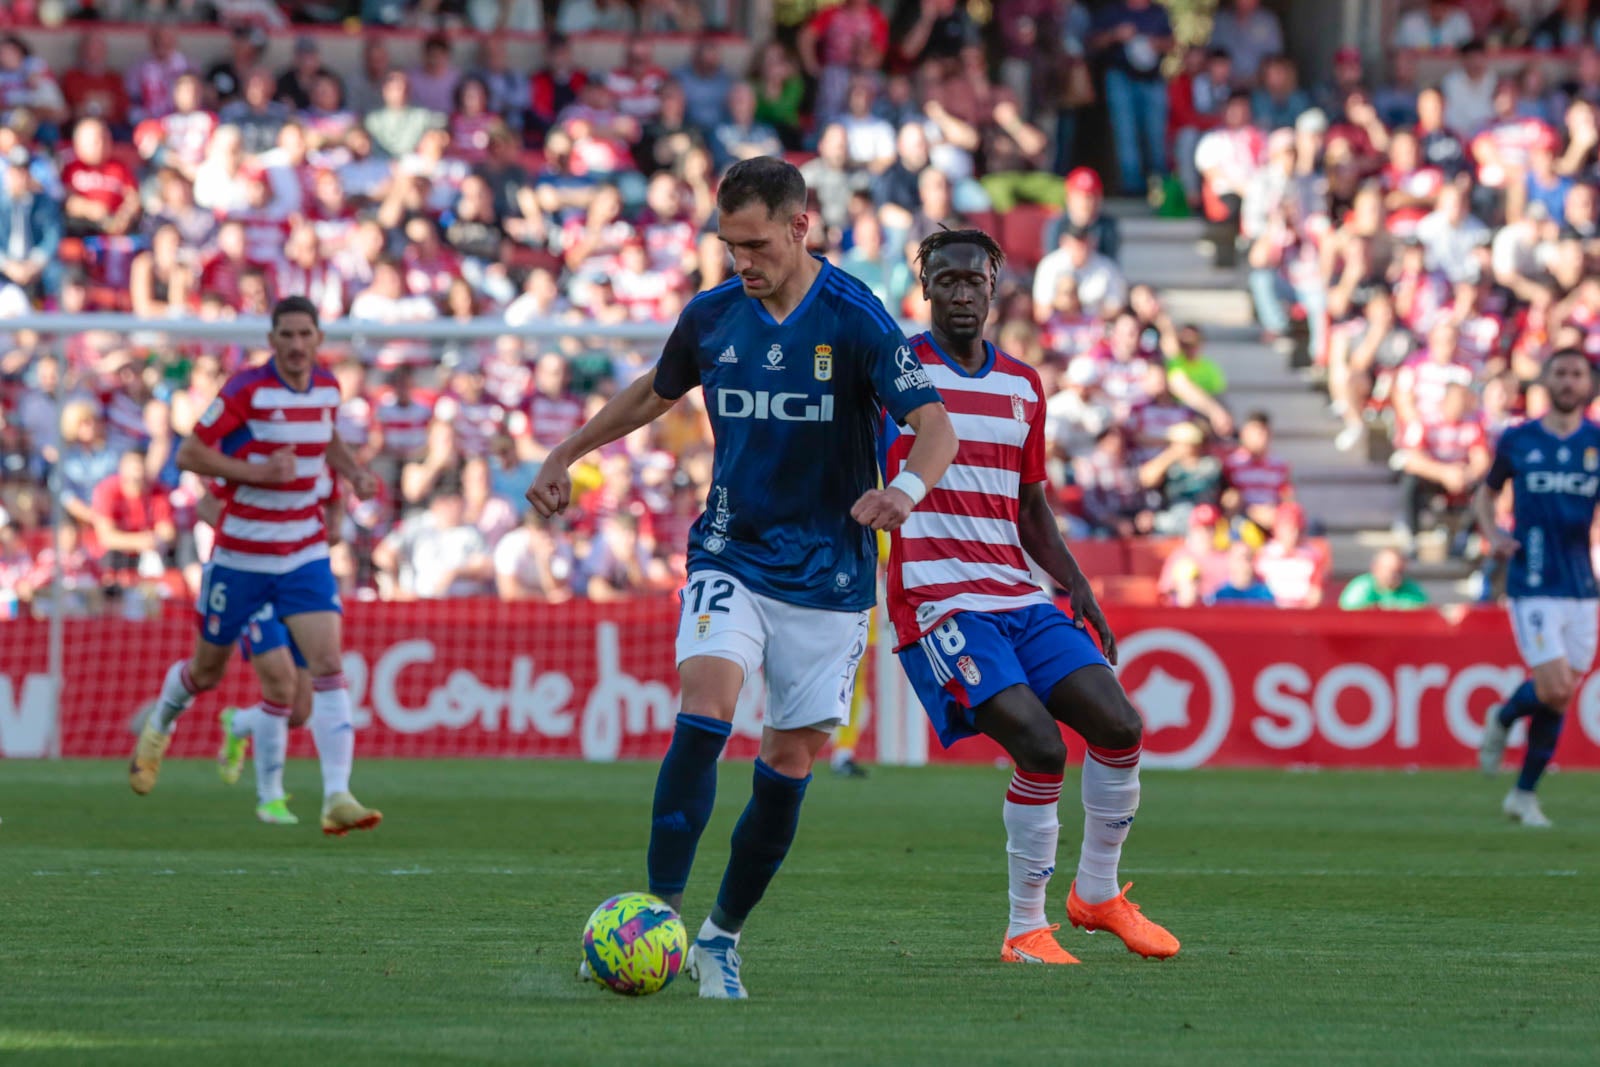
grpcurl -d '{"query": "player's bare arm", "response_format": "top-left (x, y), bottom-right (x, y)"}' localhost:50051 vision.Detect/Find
top-left (1016, 481), bottom-right (1118, 665)
top-left (324, 431), bottom-right (377, 499)
top-left (527, 369), bottom-right (676, 517)
top-left (176, 434), bottom-right (297, 486)
top-left (851, 400), bottom-right (957, 532)
top-left (1472, 481), bottom-right (1519, 559)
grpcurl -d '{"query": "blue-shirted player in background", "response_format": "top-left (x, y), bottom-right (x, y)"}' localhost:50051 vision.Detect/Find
top-left (527, 157), bottom-right (958, 998)
top-left (1476, 349), bottom-right (1600, 827)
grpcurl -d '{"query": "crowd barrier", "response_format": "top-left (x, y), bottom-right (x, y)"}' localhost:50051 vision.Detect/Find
top-left (3, 598), bottom-right (1598, 769)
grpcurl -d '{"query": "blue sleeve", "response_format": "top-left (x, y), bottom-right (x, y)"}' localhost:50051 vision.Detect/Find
top-left (652, 304), bottom-right (702, 401)
top-left (861, 313), bottom-right (942, 424)
top-left (1486, 436), bottom-right (1514, 491)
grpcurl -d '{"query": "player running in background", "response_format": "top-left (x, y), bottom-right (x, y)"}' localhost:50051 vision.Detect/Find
top-left (1475, 350), bottom-right (1600, 828)
top-left (884, 229), bottom-right (1179, 964)
top-left (129, 296), bottom-right (382, 837)
top-left (202, 483), bottom-right (348, 827)
top-left (528, 156), bottom-right (957, 999)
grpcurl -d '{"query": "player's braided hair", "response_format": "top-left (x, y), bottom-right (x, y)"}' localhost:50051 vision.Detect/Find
top-left (914, 227), bottom-right (1006, 289)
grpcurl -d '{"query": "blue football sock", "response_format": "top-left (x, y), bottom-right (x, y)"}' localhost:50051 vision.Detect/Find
top-left (646, 714), bottom-right (731, 908)
top-left (710, 759), bottom-right (811, 933)
top-left (1497, 680), bottom-right (1543, 727)
top-left (1516, 709), bottom-right (1565, 793)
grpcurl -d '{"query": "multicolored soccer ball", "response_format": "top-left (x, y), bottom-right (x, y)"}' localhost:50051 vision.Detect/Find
top-left (581, 892), bottom-right (687, 996)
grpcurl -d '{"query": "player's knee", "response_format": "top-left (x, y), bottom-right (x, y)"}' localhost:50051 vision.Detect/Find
top-left (1537, 682), bottom-right (1574, 710)
top-left (1016, 726), bottom-right (1067, 776)
top-left (678, 693), bottom-right (736, 724)
top-left (1097, 698), bottom-right (1144, 752)
top-left (186, 658), bottom-right (226, 691)
top-left (303, 653), bottom-right (344, 680)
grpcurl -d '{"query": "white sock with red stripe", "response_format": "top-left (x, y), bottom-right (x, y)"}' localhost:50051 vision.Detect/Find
top-left (251, 701), bottom-right (292, 804)
top-left (1076, 744), bottom-right (1142, 905)
top-left (153, 661), bottom-right (202, 734)
top-left (310, 673), bottom-right (353, 799)
top-left (1003, 769), bottom-right (1063, 939)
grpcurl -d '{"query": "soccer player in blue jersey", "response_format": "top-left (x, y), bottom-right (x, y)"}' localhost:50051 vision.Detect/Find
top-left (1476, 349), bottom-right (1600, 827)
top-left (528, 156), bottom-right (957, 999)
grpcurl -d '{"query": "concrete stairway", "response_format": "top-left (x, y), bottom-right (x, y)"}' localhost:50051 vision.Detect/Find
top-left (1113, 214), bottom-right (1476, 601)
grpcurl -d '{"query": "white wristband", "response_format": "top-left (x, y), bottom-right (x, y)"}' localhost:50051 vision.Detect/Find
top-left (888, 470), bottom-right (928, 507)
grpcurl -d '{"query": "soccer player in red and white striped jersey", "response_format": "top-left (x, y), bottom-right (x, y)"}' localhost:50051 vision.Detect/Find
top-left (129, 297), bottom-right (383, 837)
top-left (883, 229), bottom-right (1179, 965)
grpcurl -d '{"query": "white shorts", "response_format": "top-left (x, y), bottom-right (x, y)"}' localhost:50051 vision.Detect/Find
top-left (1508, 597), bottom-right (1599, 672)
top-left (674, 569), bottom-right (870, 733)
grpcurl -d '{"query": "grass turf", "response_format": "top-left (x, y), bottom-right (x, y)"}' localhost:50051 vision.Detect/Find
top-left (1, 760), bottom-right (1598, 1066)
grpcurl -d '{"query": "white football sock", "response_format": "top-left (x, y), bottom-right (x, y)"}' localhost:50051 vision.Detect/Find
top-left (1076, 745), bottom-right (1142, 905)
top-left (228, 706), bottom-right (258, 738)
top-left (309, 673), bottom-right (353, 799)
top-left (253, 702), bottom-right (291, 804)
top-left (152, 661), bottom-right (200, 734)
top-left (697, 916), bottom-right (740, 945)
top-left (1003, 770), bottom-right (1063, 938)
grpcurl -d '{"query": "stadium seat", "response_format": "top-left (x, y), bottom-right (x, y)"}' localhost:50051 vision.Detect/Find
top-left (997, 203), bottom-right (1053, 269)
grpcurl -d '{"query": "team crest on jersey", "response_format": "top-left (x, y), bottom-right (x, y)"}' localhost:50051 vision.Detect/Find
top-left (766, 344), bottom-right (785, 370)
top-left (695, 613), bottom-right (711, 639)
top-left (1011, 395), bottom-right (1025, 422)
top-left (1586, 448), bottom-right (1598, 472)
top-left (957, 655), bottom-right (981, 685)
top-left (814, 344), bottom-right (833, 381)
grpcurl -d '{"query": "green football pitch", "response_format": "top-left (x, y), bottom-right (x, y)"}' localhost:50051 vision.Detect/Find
top-left (2, 760), bottom-right (1598, 1066)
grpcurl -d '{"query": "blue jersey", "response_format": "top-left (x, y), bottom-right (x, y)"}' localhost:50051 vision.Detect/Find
top-left (652, 260), bottom-right (943, 611)
top-left (1486, 420), bottom-right (1600, 599)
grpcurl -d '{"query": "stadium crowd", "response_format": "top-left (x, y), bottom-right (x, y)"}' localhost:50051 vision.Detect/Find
top-left (3, 0), bottom-right (1599, 618)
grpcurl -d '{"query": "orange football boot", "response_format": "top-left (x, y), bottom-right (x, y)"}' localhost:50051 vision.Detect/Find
top-left (1000, 924), bottom-right (1080, 964)
top-left (1066, 882), bottom-right (1180, 959)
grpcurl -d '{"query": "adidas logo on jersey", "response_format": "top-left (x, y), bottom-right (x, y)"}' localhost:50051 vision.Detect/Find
top-left (719, 346), bottom-right (738, 364)
top-left (1529, 449), bottom-right (1544, 462)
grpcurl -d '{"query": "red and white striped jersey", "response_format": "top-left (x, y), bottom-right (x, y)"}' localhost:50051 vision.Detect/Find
top-left (191, 361), bottom-right (340, 574)
top-left (1394, 354), bottom-right (1474, 431)
top-left (1398, 414), bottom-right (1488, 464)
top-left (276, 259), bottom-right (347, 323)
top-left (1222, 447), bottom-right (1292, 509)
top-left (519, 392), bottom-right (584, 447)
top-left (374, 389), bottom-right (436, 459)
top-left (883, 334), bottom-right (1053, 651)
top-left (336, 395), bottom-right (374, 450)
top-left (433, 393), bottom-right (506, 458)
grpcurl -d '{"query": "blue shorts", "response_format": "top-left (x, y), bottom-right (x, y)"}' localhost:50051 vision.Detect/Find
top-left (898, 602), bottom-right (1107, 749)
top-left (238, 603), bottom-right (306, 668)
top-left (196, 559), bottom-right (340, 651)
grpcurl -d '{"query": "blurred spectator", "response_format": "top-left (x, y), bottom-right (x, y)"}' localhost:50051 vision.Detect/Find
top-left (1091, 0), bottom-right (1174, 197)
top-left (1339, 547), bottom-right (1431, 610)
top-left (409, 34), bottom-right (460, 117)
top-left (1032, 223), bottom-right (1127, 320)
top-left (1195, 91), bottom-right (1264, 267)
top-left (1390, 380), bottom-right (1491, 550)
top-left (276, 36), bottom-right (328, 112)
top-left (1441, 40), bottom-right (1496, 136)
top-left (62, 30), bottom-right (129, 130)
top-left (89, 448), bottom-right (174, 572)
top-left (1375, 50), bottom-right (1422, 130)
top-left (1139, 421), bottom-right (1223, 535)
top-left (1158, 503), bottom-right (1230, 604)
top-left (1222, 411), bottom-right (1291, 531)
top-left (61, 117), bottom-right (137, 236)
top-left (127, 222), bottom-right (190, 318)
top-left (127, 24), bottom-right (191, 124)
top-left (1392, 1), bottom-right (1476, 51)
top-left (204, 24), bottom-right (265, 108)
top-left (676, 35), bottom-right (734, 134)
top-left (373, 469), bottom-right (493, 600)
top-left (0, 149), bottom-right (61, 299)
top-left (1251, 55), bottom-right (1311, 132)
top-left (712, 82), bottom-right (783, 172)
top-left (220, 70), bottom-right (289, 157)
top-left (56, 412), bottom-right (118, 532)
top-left (1207, 544), bottom-right (1277, 605)
top-left (1209, 0), bottom-right (1283, 87)
top-left (1044, 167), bottom-right (1120, 261)
top-left (800, 0), bottom-right (890, 124)
top-left (344, 37), bottom-right (392, 117)
top-left (1170, 48), bottom-right (1233, 203)
top-left (1416, 182), bottom-right (1491, 282)
top-left (1255, 501), bottom-right (1328, 608)
top-left (1531, 0), bottom-right (1597, 51)
top-left (556, 0), bottom-right (638, 35)
top-left (494, 509), bottom-right (574, 602)
top-left (367, 72), bottom-right (440, 159)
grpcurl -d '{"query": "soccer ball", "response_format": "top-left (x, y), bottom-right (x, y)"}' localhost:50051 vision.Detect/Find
top-left (581, 892), bottom-right (687, 996)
